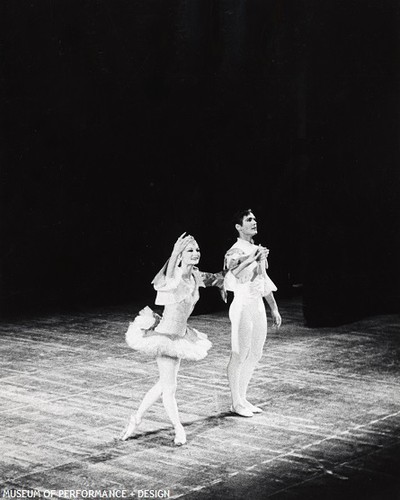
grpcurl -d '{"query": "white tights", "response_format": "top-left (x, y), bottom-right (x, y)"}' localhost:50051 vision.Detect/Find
top-left (136, 356), bottom-right (182, 428)
top-left (227, 296), bottom-right (267, 408)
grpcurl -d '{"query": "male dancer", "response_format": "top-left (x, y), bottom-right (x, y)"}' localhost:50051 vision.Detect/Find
top-left (224, 209), bottom-right (282, 417)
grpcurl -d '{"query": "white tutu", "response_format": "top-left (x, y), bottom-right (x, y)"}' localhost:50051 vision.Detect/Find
top-left (125, 306), bottom-right (212, 361)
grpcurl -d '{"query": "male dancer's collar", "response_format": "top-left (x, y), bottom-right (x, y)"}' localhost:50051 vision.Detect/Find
top-left (236, 237), bottom-right (256, 249)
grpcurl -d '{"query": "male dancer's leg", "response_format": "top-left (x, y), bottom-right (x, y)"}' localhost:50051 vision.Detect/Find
top-left (239, 298), bottom-right (267, 412)
top-left (227, 297), bottom-right (253, 415)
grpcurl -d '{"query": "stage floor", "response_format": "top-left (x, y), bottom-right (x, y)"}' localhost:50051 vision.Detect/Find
top-left (1, 298), bottom-right (400, 499)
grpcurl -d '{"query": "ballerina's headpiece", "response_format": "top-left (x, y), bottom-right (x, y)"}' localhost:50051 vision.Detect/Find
top-left (151, 236), bottom-right (197, 286)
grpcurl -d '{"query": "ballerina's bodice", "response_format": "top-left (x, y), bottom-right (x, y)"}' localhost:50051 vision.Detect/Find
top-left (153, 271), bottom-right (201, 337)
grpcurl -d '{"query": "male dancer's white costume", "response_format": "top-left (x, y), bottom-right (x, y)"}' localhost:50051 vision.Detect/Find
top-left (224, 238), bottom-right (277, 413)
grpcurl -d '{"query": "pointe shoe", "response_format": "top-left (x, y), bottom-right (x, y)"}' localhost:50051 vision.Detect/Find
top-left (230, 404), bottom-right (253, 417)
top-left (120, 415), bottom-right (140, 441)
top-left (244, 402), bottom-right (263, 413)
top-left (174, 424), bottom-right (187, 446)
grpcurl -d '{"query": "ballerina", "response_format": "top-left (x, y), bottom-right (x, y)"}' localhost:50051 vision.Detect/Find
top-left (120, 233), bottom-right (224, 445)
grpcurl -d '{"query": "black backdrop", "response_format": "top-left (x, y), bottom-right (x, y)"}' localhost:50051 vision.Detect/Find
top-left (1, 1), bottom-right (399, 325)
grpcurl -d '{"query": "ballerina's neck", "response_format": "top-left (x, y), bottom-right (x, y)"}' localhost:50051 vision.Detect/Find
top-left (181, 264), bottom-right (194, 280)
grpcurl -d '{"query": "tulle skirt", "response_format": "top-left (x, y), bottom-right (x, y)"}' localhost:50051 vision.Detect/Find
top-left (125, 306), bottom-right (212, 361)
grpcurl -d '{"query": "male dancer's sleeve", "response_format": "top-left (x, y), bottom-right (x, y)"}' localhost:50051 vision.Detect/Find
top-left (224, 248), bottom-right (248, 275)
top-left (197, 269), bottom-right (228, 302)
top-left (222, 247), bottom-right (248, 297)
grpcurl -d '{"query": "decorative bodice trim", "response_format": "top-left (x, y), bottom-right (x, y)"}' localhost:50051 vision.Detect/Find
top-left (224, 238), bottom-right (277, 297)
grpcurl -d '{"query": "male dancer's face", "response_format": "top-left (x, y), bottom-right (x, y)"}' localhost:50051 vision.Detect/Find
top-left (236, 212), bottom-right (258, 240)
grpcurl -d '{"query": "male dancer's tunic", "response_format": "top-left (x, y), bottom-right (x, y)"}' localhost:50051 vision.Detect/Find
top-left (224, 238), bottom-right (277, 361)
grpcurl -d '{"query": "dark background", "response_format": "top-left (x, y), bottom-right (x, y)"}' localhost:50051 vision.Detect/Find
top-left (1, 0), bottom-right (399, 325)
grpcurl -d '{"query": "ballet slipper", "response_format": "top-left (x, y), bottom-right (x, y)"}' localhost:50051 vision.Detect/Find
top-left (174, 424), bottom-right (186, 446)
top-left (230, 404), bottom-right (253, 417)
top-left (120, 415), bottom-right (141, 441)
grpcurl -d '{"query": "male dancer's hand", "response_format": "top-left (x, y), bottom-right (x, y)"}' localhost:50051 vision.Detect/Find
top-left (257, 245), bottom-right (270, 269)
top-left (257, 246), bottom-right (270, 260)
top-left (271, 309), bottom-right (282, 328)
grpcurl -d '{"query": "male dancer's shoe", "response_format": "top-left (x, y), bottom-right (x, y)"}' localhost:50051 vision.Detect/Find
top-left (230, 404), bottom-right (253, 417)
top-left (243, 401), bottom-right (263, 413)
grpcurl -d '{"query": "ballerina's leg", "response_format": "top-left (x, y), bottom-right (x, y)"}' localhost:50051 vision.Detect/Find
top-left (120, 379), bottom-right (163, 440)
top-left (157, 355), bottom-right (186, 445)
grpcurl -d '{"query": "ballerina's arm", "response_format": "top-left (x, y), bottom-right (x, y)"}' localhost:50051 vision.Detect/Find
top-left (165, 232), bottom-right (194, 279)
